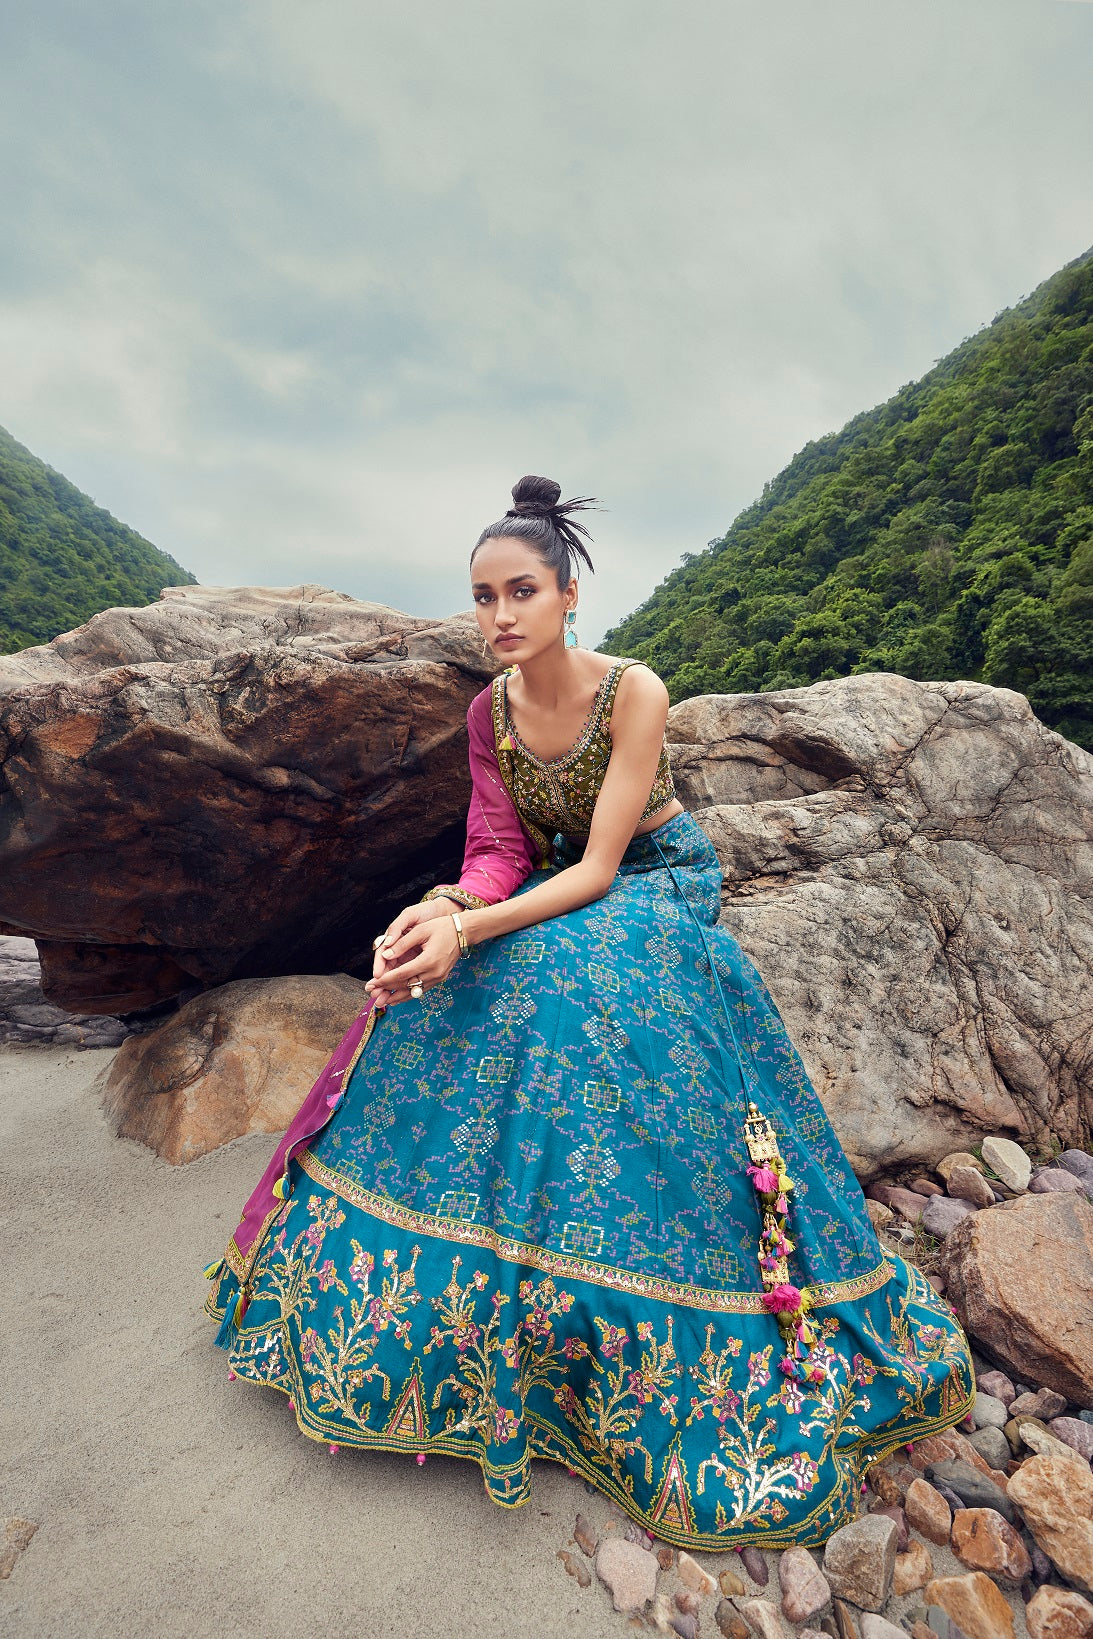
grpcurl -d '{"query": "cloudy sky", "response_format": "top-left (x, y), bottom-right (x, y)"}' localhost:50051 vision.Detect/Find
top-left (2, 0), bottom-right (1092, 644)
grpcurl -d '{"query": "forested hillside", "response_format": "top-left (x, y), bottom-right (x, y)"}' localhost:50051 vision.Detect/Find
top-left (0, 424), bottom-right (196, 651)
top-left (605, 249), bottom-right (1093, 749)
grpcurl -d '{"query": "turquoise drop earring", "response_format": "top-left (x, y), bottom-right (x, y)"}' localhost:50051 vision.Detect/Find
top-left (564, 610), bottom-right (579, 649)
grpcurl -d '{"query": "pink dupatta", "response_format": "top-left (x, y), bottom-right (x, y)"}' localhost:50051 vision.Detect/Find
top-left (216, 684), bottom-right (540, 1286)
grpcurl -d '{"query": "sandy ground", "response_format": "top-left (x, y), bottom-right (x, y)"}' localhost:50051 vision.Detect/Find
top-left (2, 1042), bottom-right (1031, 1639)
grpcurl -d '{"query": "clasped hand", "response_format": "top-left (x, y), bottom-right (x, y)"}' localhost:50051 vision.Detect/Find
top-left (365, 899), bottom-right (461, 1008)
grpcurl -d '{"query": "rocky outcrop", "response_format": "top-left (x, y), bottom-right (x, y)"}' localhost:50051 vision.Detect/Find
top-left (938, 1192), bottom-right (1093, 1408)
top-left (95, 972), bottom-right (368, 1163)
top-left (0, 585), bottom-right (497, 1013)
top-left (671, 674), bottom-right (1093, 1174)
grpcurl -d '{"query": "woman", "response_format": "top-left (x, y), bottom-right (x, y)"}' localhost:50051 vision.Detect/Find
top-left (204, 475), bottom-right (974, 1549)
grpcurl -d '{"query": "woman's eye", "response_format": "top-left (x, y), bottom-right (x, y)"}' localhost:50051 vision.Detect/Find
top-left (515, 586), bottom-right (534, 598)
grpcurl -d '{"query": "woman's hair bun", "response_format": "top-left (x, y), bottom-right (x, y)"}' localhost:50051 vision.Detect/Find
top-left (510, 475), bottom-right (562, 513)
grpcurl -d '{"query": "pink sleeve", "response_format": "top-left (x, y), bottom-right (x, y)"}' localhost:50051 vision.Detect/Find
top-left (424, 689), bottom-right (538, 909)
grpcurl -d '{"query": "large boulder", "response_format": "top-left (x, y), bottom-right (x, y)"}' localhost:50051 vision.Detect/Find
top-left (669, 674), bottom-right (1093, 1174)
top-left (937, 1192), bottom-right (1093, 1408)
top-left (0, 585), bottom-right (497, 1012)
top-left (96, 972), bottom-right (368, 1163)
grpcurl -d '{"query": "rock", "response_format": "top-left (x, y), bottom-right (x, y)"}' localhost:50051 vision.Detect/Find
top-left (948, 1167), bottom-right (997, 1208)
top-left (674, 1589), bottom-right (701, 1616)
top-left (719, 1567), bottom-right (746, 1596)
top-left (0, 1518), bottom-right (38, 1580)
top-left (1031, 1168), bottom-right (1088, 1195)
top-left (1050, 1417), bottom-right (1093, 1461)
top-left (923, 1460), bottom-right (1015, 1522)
top-left (971, 1391), bottom-right (1010, 1430)
top-left (912, 1177), bottom-right (945, 1196)
top-left (1032, 1390), bottom-right (1070, 1420)
top-left (980, 1137), bottom-right (1032, 1192)
top-left (893, 1537), bottom-right (934, 1595)
top-left (938, 1193), bottom-right (1093, 1408)
top-left (1030, 1544), bottom-right (1054, 1583)
top-left (938, 1152), bottom-right (987, 1183)
top-left (1006, 1451), bottom-right (1093, 1595)
top-left (905, 1477), bottom-right (954, 1544)
top-left (868, 1502), bottom-right (909, 1550)
top-left (737, 1597), bottom-right (788, 1639)
top-left (866, 1199), bottom-right (895, 1230)
top-left (966, 1426), bottom-right (1012, 1471)
top-left (777, 1546), bottom-right (830, 1624)
top-left (715, 1600), bottom-right (751, 1639)
top-left (1025, 1584), bottom-right (1093, 1638)
top-left (557, 1548), bottom-right (591, 1587)
top-left (887, 1187), bottom-right (932, 1223)
top-left (936, 1483), bottom-right (967, 1516)
top-left (95, 973), bottom-right (368, 1163)
top-left (866, 1457), bottom-right (917, 1504)
top-left (594, 1537), bottom-right (659, 1612)
top-left (950, 1506), bottom-right (1032, 1581)
top-left (678, 1551), bottom-right (717, 1596)
top-left (821, 1514), bottom-right (897, 1612)
top-left (1060, 1151), bottom-right (1093, 1189)
top-left (910, 1429), bottom-right (998, 1482)
top-left (922, 1196), bottom-right (978, 1239)
top-left (670, 676), bottom-right (1093, 1177)
top-left (574, 1512), bottom-right (598, 1557)
top-left (924, 1571), bottom-right (1016, 1639)
top-left (978, 1370), bottom-right (1016, 1406)
top-left (0, 935), bottom-right (133, 1048)
top-left (1010, 1415), bottom-right (1089, 1461)
top-left (831, 1597), bottom-right (861, 1639)
top-left (858, 1619), bottom-right (907, 1639)
top-left (658, 1546), bottom-right (675, 1571)
top-left (740, 1545), bottom-right (770, 1587)
top-left (0, 587), bottom-right (500, 1011)
top-left (624, 1521), bottom-right (655, 1548)
top-left (925, 1606), bottom-right (952, 1639)
top-left (671, 1615), bottom-right (699, 1639)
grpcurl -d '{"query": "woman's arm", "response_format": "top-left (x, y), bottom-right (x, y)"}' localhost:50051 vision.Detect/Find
top-left (368, 664), bottom-right (671, 998)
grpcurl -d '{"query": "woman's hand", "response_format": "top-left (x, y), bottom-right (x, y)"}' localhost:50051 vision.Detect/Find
top-left (366, 902), bottom-right (461, 1007)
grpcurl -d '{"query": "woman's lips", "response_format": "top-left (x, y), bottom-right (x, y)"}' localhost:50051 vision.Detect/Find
top-left (494, 635), bottom-right (523, 646)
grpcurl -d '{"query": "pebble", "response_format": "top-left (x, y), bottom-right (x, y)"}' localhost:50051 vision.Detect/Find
top-left (937, 1152), bottom-right (986, 1182)
top-left (1049, 1416), bottom-right (1093, 1461)
top-left (892, 1537), bottom-right (934, 1595)
top-left (624, 1521), bottom-right (655, 1548)
top-left (670, 1615), bottom-right (699, 1639)
top-left (858, 1618), bottom-right (906, 1639)
top-left (740, 1545), bottom-right (769, 1587)
top-left (866, 1199), bottom-right (894, 1229)
top-left (714, 1599), bottom-right (750, 1639)
top-left (936, 1483), bottom-right (967, 1516)
top-left (594, 1537), bottom-right (659, 1613)
top-left (924, 1571), bottom-right (1017, 1639)
top-left (557, 1549), bottom-right (591, 1588)
top-left (980, 1136), bottom-right (1031, 1192)
top-left (976, 1370), bottom-right (1015, 1406)
top-left (905, 1477), bottom-right (953, 1545)
top-left (922, 1460), bottom-right (1016, 1523)
top-left (778, 1546), bottom-right (830, 1624)
top-left (1010, 1415), bottom-right (1086, 1463)
top-left (0, 1518), bottom-right (38, 1580)
top-left (719, 1567), bottom-right (746, 1596)
top-left (965, 1425), bottom-right (1011, 1471)
top-left (736, 1596), bottom-right (787, 1639)
top-left (821, 1514), bottom-right (897, 1612)
top-left (866, 1457), bottom-right (917, 1505)
top-left (950, 1506), bottom-right (1032, 1583)
top-left (970, 1391), bottom-right (1010, 1431)
top-left (573, 1512), bottom-right (598, 1557)
top-left (1024, 1583), bottom-right (1093, 1639)
top-left (832, 1596), bottom-right (862, 1639)
top-left (922, 1195), bottom-right (978, 1238)
top-left (657, 1545), bottom-right (675, 1571)
top-left (674, 1588), bottom-right (701, 1616)
top-left (947, 1166), bottom-right (996, 1208)
top-left (677, 1550), bottom-right (717, 1596)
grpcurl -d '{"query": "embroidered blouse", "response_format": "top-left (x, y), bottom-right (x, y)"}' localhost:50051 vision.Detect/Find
top-left (424, 658), bottom-right (676, 910)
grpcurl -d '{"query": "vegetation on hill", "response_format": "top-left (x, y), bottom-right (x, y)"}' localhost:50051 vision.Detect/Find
top-left (0, 424), bottom-right (196, 652)
top-left (604, 249), bottom-right (1093, 750)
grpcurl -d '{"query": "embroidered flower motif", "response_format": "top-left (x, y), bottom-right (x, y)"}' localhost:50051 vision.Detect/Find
top-left (350, 1249), bottom-right (375, 1284)
top-left (493, 1407), bottom-right (520, 1443)
top-left (747, 1351), bottom-right (771, 1387)
top-left (778, 1377), bottom-right (805, 1413)
top-left (300, 1327), bottom-right (319, 1362)
top-left (563, 1336), bottom-right (591, 1360)
top-left (791, 1452), bottom-right (819, 1492)
top-left (317, 1259), bottom-right (339, 1291)
top-left (600, 1325), bottom-right (629, 1359)
top-left (501, 1336), bottom-right (521, 1368)
top-left (636, 1320), bottom-right (654, 1341)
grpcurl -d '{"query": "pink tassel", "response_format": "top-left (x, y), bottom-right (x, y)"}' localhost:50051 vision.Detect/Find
top-left (416, 1453), bottom-right (426, 1465)
top-left (227, 1369), bottom-right (237, 1381)
top-left (329, 1443), bottom-right (339, 1456)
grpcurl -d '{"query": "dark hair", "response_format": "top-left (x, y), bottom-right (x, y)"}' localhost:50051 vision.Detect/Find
top-left (470, 475), bottom-right (599, 589)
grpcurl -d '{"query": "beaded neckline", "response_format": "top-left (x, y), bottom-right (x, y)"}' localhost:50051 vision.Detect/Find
top-left (500, 661), bottom-right (624, 769)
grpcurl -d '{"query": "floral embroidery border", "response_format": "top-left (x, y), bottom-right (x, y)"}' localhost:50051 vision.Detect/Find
top-left (294, 1146), bottom-right (895, 1315)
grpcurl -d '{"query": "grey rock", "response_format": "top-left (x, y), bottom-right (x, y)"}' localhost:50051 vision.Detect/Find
top-left (927, 1607), bottom-right (952, 1639)
top-left (923, 1458), bottom-right (1016, 1522)
top-left (821, 1513), bottom-right (897, 1612)
top-left (1060, 1149), bottom-right (1093, 1187)
top-left (936, 1482), bottom-right (967, 1514)
top-left (858, 1618), bottom-right (906, 1639)
top-left (1050, 1416), bottom-right (1093, 1460)
top-left (977, 1369), bottom-right (1016, 1405)
top-left (971, 1391), bottom-right (1010, 1430)
top-left (921, 1195), bottom-right (978, 1239)
top-left (966, 1424), bottom-right (1012, 1471)
top-left (981, 1136), bottom-right (1031, 1192)
top-left (737, 1597), bottom-right (787, 1639)
top-left (1029, 1166), bottom-right (1086, 1195)
top-left (594, 1536), bottom-right (658, 1612)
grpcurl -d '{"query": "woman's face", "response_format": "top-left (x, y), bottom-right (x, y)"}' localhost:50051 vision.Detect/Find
top-left (471, 536), bottom-right (576, 662)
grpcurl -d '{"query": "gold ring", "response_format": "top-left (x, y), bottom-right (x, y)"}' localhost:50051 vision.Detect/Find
top-left (409, 981), bottom-right (424, 1000)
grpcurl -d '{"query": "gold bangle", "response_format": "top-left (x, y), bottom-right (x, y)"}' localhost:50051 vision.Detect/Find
top-left (450, 912), bottom-right (470, 957)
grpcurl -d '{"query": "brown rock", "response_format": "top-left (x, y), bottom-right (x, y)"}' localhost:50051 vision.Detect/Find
top-left (0, 587), bottom-right (499, 1011)
top-left (675, 1589), bottom-right (701, 1616)
top-left (909, 1428), bottom-right (998, 1481)
top-left (904, 1477), bottom-right (953, 1545)
top-left (740, 1545), bottom-right (770, 1586)
top-left (937, 1151), bottom-right (988, 1183)
top-left (1006, 1451), bottom-right (1093, 1595)
top-left (938, 1193), bottom-right (1093, 1407)
top-left (908, 1625), bottom-right (937, 1639)
top-left (574, 1512), bottom-right (598, 1557)
top-left (911, 1177), bottom-right (945, 1196)
top-left (595, 1536), bottom-right (659, 1612)
top-left (737, 1597), bottom-right (788, 1639)
top-left (715, 1601), bottom-right (751, 1639)
top-left (866, 1456), bottom-right (918, 1504)
top-left (777, 1546), bottom-right (830, 1624)
top-left (669, 676), bottom-right (1093, 1175)
top-left (677, 1551), bottom-right (717, 1596)
top-left (866, 1199), bottom-right (894, 1230)
top-left (0, 1518), bottom-right (38, 1580)
top-left (95, 973), bottom-right (367, 1163)
top-left (892, 1536), bottom-right (934, 1594)
top-left (868, 1502), bottom-right (909, 1551)
top-left (658, 1546), bottom-right (676, 1571)
top-left (950, 1506), bottom-right (1032, 1582)
top-left (923, 1570), bottom-right (1016, 1639)
top-left (831, 1598), bottom-right (860, 1639)
top-left (719, 1567), bottom-right (746, 1596)
top-left (557, 1549), bottom-right (591, 1588)
top-left (821, 1514), bottom-right (896, 1612)
top-left (1025, 1584), bottom-right (1093, 1638)
top-left (886, 1187), bottom-right (932, 1223)
top-left (947, 1165), bottom-right (997, 1207)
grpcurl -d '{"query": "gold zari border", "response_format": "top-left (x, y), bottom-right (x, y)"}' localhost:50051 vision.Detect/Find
top-left (295, 1147), bottom-right (894, 1314)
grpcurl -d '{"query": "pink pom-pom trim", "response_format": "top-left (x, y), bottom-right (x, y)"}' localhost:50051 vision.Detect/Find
top-left (746, 1163), bottom-right (780, 1193)
top-left (762, 1283), bottom-right (804, 1315)
top-left (416, 1453), bottom-right (426, 1465)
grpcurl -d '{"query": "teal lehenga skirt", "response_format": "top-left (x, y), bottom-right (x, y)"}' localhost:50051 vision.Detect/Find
top-left (205, 810), bottom-right (973, 1548)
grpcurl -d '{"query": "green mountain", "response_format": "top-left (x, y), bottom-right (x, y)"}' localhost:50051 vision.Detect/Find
top-left (604, 248), bottom-right (1093, 750)
top-left (0, 424), bottom-right (197, 652)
